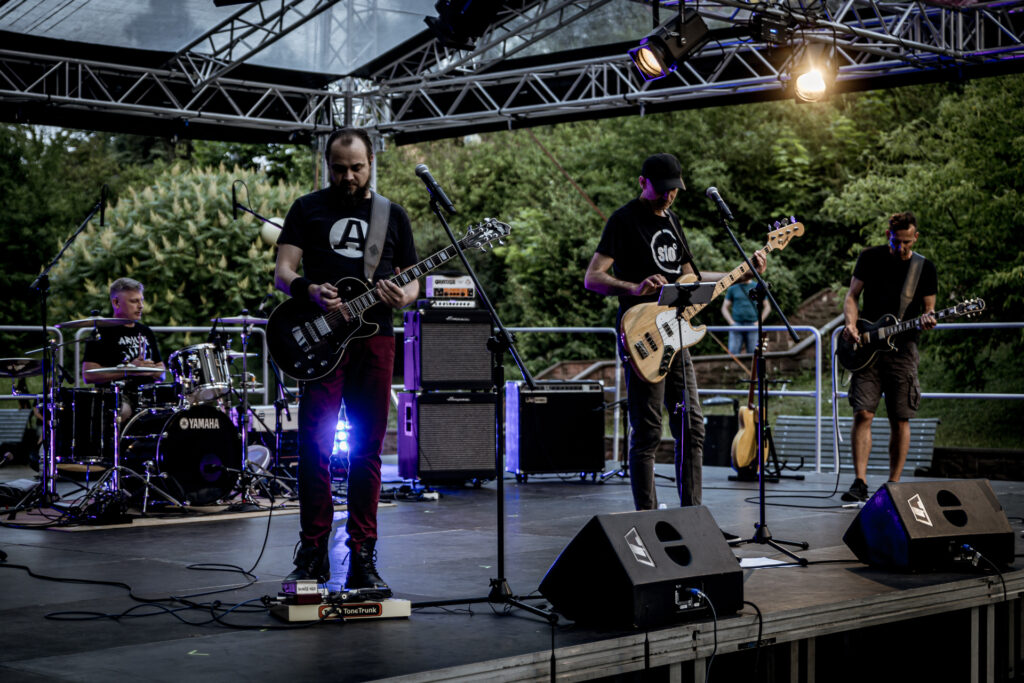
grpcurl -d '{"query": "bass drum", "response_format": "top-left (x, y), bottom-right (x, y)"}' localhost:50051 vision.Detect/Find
top-left (121, 405), bottom-right (241, 506)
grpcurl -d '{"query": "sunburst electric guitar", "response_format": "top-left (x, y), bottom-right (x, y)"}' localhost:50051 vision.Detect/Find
top-left (620, 218), bottom-right (805, 384)
top-left (267, 218), bottom-right (510, 382)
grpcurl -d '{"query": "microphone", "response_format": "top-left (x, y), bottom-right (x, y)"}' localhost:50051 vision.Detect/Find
top-left (415, 164), bottom-right (457, 215)
top-left (256, 291), bottom-right (274, 317)
top-left (705, 186), bottom-right (734, 221)
top-left (232, 183), bottom-right (238, 220)
top-left (100, 185), bottom-right (107, 226)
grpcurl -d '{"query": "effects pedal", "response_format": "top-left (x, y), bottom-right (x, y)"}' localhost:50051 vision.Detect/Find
top-left (272, 579), bottom-right (411, 622)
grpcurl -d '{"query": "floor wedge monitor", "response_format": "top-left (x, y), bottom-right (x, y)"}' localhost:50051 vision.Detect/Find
top-left (539, 506), bottom-right (742, 628)
top-left (843, 479), bottom-right (1014, 571)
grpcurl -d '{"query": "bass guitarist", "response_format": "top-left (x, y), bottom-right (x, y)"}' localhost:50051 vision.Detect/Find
top-left (584, 153), bottom-right (766, 511)
top-left (840, 211), bottom-right (936, 502)
top-left (274, 127), bottom-right (419, 594)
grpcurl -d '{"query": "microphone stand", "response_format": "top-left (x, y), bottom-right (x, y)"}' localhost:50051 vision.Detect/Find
top-left (709, 198), bottom-right (807, 565)
top-left (29, 187), bottom-right (107, 502)
top-left (413, 197), bottom-right (555, 623)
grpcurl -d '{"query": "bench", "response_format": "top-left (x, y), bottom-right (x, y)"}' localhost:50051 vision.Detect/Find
top-left (773, 414), bottom-right (940, 473)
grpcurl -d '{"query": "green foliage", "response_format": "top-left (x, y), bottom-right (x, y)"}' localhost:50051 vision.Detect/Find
top-left (48, 163), bottom-right (300, 350)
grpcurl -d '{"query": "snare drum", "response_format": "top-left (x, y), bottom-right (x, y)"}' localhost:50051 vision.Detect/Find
top-left (121, 404), bottom-right (241, 505)
top-left (167, 343), bottom-right (230, 404)
top-left (54, 387), bottom-right (117, 470)
top-left (136, 382), bottom-right (182, 410)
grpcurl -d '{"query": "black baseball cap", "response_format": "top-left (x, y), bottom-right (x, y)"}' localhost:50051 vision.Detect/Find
top-left (641, 153), bottom-right (686, 194)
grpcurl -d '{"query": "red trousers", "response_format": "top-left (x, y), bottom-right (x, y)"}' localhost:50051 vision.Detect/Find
top-left (296, 335), bottom-right (394, 551)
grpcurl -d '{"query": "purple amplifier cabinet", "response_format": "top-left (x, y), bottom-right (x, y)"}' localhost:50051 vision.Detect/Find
top-left (397, 391), bottom-right (496, 484)
top-left (403, 308), bottom-right (492, 391)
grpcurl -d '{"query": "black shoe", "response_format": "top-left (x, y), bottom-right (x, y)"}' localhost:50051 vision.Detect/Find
top-left (285, 540), bottom-right (330, 584)
top-left (345, 539), bottom-right (392, 598)
top-left (841, 478), bottom-right (869, 503)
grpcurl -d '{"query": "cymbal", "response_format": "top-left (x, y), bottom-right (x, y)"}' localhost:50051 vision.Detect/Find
top-left (84, 365), bottom-right (164, 379)
top-left (0, 358), bottom-right (42, 378)
top-left (55, 317), bottom-right (133, 329)
top-left (213, 315), bottom-right (267, 326)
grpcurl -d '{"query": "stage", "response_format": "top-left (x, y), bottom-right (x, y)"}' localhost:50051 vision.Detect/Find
top-left (1, 460), bottom-right (1023, 682)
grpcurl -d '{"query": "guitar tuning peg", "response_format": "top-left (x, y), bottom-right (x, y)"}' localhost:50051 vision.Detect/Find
top-left (790, 215), bottom-right (796, 223)
top-left (781, 217), bottom-right (789, 225)
top-left (773, 221), bottom-right (780, 229)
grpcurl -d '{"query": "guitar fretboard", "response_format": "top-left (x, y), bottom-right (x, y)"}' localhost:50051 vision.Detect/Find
top-left (866, 305), bottom-right (962, 343)
top-left (680, 241), bottom-right (780, 322)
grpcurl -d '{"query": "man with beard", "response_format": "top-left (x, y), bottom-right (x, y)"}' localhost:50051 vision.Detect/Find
top-left (274, 127), bottom-right (419, 595)
top-left (840, 211), bottom-right (936, 502)
top-left (585, 153), bottom-right (766, 511)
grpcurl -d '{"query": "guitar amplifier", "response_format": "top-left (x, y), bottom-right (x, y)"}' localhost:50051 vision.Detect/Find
top-left (403, 308), bottom-right (492, 391)
top-left (505, 380), bottom-right (606, 476)
top-left (397, 392), bottom-right (496, 483)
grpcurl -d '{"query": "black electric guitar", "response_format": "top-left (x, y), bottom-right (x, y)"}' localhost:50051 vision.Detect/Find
top-left (267, 218), bottom-right (510, 381)
top-left (836, 298), bottom-right (985, 372)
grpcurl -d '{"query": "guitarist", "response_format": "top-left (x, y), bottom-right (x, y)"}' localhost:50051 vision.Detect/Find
top-left (585, 153), bottom-right (766, 511)
top-left (840, 211), bottom-right (936, 502)
top-left (274, 127), bottom-right (419, 593)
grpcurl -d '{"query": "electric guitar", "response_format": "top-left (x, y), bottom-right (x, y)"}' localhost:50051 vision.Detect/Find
top-left (836, 298), bottom-right (985, 373)
top-left (730, 338), bottom-right (769, 474)
top-left (619, 218), bottom-right (805, 384)
top-left (267, 218), bottom-right (510, 381)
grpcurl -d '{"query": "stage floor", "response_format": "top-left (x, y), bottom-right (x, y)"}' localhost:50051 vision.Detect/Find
top-left (1, 460), bottom-right (1023, 682)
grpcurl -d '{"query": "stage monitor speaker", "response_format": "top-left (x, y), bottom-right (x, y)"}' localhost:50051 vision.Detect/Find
top-left (505, 380), bottom-right (606, 476)
top-left (403, 308), bottom-right (492, 391)
top-left (539, 506), bottom-right (743, 628)
top-left (397, 392), bottom-right (496, 483)
top-left (843, 479), bottom-right (1014, 571)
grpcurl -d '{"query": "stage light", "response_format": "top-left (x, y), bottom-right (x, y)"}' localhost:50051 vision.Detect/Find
top-left (793, 43), bottom-right (836, 102)
top-left (629, 9), bottom-right (710, 81)
top-left (333, 417), bottom-right (350, 456)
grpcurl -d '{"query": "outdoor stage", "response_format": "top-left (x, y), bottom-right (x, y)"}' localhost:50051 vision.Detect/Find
top-left (1, 461), bottom-right (1023, 682)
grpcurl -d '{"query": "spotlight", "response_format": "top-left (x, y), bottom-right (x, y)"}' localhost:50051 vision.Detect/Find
top-left (793, 43), bottom-right (836, 102)
top-left (629, 9), bottom-right (711, 81)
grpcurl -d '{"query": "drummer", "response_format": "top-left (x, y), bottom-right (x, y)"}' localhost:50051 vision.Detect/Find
top-left (82, 278), bottom-right (165, 389)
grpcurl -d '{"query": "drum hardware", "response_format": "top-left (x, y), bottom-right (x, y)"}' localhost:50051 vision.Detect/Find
top-left (167, 343), bottom-right (231, 404)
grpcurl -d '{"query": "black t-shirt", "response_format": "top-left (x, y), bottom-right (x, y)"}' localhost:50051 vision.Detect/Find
top-left (595, 198), bottom-right (695, 321)
top-left (82, 323), bottom-right (163, 387)
top-left (852, 245), bottom-right (937, 344)
top-left (278, 189), bottom-right (418, 337)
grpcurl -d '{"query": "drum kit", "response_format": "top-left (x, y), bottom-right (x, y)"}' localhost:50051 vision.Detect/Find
top-left (3, 312), bottom-right (292, 516)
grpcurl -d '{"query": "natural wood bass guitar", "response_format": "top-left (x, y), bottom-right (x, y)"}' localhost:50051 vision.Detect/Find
top-left (266, 218), bottom-right (510, 382)
top-left (619, 219), bottom-right (804, 384)
top-left (730, 338), bottom-right (768, 474)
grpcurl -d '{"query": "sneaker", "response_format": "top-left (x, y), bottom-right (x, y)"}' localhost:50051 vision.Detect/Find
top-left (285, 540), bottom-right (330, 584)
top-left (345, 539), bottom-right (392, 598)
top-left (841, 478), bottom-right (869, 503)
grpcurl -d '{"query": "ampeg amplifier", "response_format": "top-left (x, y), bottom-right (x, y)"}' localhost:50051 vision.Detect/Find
top-left (397, 392), bottom-right (496, 483)
top-left (505, 380), bottom-right (606, 476)
top-left (403, 308), bottom-right (492, 391)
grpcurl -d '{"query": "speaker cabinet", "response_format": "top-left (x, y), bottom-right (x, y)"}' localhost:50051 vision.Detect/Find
top-left (403, 309), bottom-right (492, 391)
top-left (505, 380), bottom-right (606, 476)
top-left (539, 506), bottom-right (743, 628)
top-left (397, 392), bottom-right (496, 483)
top-left (843, 479), bottom-right (1014, 571)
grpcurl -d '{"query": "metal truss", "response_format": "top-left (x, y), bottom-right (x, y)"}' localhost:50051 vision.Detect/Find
top-left (171, 0), bottom-right (346, 89)
top-left (0, 0), bottom-right (1021, 142)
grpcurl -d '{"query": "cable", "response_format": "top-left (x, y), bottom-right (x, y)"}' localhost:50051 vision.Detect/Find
top-left (691, 589), bottom-right (718, 683)
top-left (743, 599), bottom-right (765, 678)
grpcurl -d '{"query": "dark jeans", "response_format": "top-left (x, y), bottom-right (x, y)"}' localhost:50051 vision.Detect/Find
top-left (625, 348), bottom-right (705, 509)
top-left (297, 335), bottom-right (394, 552)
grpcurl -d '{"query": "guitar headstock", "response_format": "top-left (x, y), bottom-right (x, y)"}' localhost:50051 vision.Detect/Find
top-left (463, 218), bottom-right (511, 251)
top-left (955, 298), bottom-right (986, 318)
top-left (765, 216), bottom-right (805, 251)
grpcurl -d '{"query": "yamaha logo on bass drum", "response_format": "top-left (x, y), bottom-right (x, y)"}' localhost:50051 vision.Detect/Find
top-left (179, 416), bottom-right (223, 430)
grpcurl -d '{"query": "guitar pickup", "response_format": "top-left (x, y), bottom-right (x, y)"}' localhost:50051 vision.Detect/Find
top-left (313, 316), bottom-right (330, 336)
top-left (633, 340), bottom-right (650, 360)
top-left (658, 346), bottom-right (675, 373)
top-left (644, 332), bottom-right (659, 352)
top-left (291, 326), bottom-right (311, 352)
top-left (661, 321), bottom-right (675, 337)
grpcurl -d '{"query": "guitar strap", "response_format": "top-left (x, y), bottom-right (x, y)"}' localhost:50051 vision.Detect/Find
top-left (363, 191), bottom-right (392, 281)
top-left (898, 252), bottom-right (925, 320)
top-left (667, 210), bottom-right (702, 281)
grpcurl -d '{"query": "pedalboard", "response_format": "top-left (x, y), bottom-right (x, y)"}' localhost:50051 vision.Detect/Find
top-left (271, 578), bottom-right (411, 622)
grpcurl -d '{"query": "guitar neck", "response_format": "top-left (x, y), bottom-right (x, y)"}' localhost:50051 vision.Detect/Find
top-left (870, 305), bottom-right (960, 342)
top-left (680, 242), bottom-right (775, 322)
top-left (343, 241), bottom-right (463, 318)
